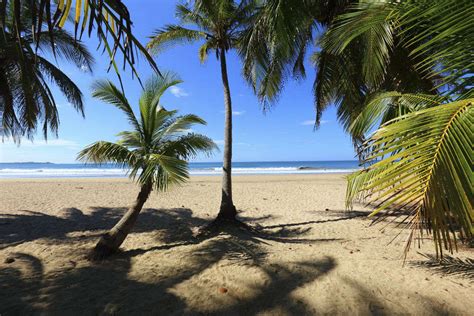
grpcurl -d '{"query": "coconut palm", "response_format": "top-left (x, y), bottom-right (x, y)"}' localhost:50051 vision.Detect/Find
top-left (1, 0), bottom-right (159, 84)
top-left (147, 0), bottom-right (255, 223)
top-left (328, 0), bottom-right (474, 256)
top-left (0, 1), bottom-right (93, 141)
top-left (77, 73), bottom-right (217, 258)
top-left (243, 0), bottom-right (472, 256)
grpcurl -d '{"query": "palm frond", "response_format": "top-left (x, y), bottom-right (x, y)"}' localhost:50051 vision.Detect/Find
top-left (398, 0), bottom-right (473, 92)
top-left (139, 72), bottom-right (182, 113)
top-left (198, 40), bottom-right (214, 64)
top-left (157, 114), bottom-right (207, 139)
top-left (1, 0), bottom-right (161, 83)
top-left (0, 1), bottom-right (95, 142)
top-left (349, 92), bottom-right (442, 140)
top-left (176, 3), bottom-right (212, 31)
top-left (116, 130), bottom-right (142, 149)
top-left (91, 80), bottom-right (140, 132)
top-left (412, 253), bottom-right (474, 280)
top-left (324, 0), bottom-right (473, 98)
top-left (36, 28), bottom-right (94, 72)
top-left (323, 1), bottom-right (396, 86)
top-left (140, 154), bottom-right (189, 192)
top-left (347, 99), bottom-right (474, 257)
top-left (147, 25), bottom-right (207, 54)
top-left (238, 0), bottom-right (316, 108)
top-left (77, 141), bottom-right (138, 167)
top-left (36, 56), bottom-right (84, 115)
top-left (160, 133), bottom-right (217, 160)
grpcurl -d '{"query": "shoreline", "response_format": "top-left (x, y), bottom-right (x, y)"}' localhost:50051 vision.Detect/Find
top-left (0, 172), bottom-right (354, 181)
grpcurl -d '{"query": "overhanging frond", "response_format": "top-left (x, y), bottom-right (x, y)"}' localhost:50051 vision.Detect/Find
top-left (347, 99), bottom-right (474, 257)
top-left (147, 25), bottom-right (207, 54)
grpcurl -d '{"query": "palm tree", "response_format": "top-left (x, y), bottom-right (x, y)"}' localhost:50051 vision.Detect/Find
top-left (326, 0), bottom-right (473, 257)
top-left (77, 73), bottom-right (217, 258)
top-left (1, 1), bottom-right (93, 141)
top-left (147, 0), bottom-right (255, 223)
top-left (242, 0), bottom-right (472, 256)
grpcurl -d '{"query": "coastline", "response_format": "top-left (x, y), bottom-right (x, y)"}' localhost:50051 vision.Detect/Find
top-left (0, 172), bottom-right (353, 181)
top-left (1, 174), bottom-right (472, 314)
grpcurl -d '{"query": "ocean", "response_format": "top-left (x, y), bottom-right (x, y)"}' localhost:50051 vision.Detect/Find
top-left (0, 161), bottom-right (360, 178)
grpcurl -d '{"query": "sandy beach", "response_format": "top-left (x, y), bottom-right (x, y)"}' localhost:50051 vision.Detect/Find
top-left (0, 174), bottom-right (472, 315)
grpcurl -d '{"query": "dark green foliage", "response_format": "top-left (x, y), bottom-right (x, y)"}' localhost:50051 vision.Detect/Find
top-left (78, 73), bottom-right (217, 192)
top-left (0, 0), bottom-right (93, 141)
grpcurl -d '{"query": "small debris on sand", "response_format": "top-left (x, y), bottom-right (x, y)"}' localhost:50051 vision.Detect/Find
top-left (4, 257), bottom-right (15, 264)
top-left (218, 287), bottom-right (228, 294)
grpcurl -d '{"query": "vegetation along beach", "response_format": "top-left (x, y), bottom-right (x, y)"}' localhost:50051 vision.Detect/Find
top-left (0, 0), bottom-right (472, 315)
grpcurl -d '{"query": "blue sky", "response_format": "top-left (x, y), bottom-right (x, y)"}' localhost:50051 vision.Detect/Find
top-left (0, 0), bottom-right (356, 163)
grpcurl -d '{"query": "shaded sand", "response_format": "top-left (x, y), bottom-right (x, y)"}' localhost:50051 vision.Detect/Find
top-left (0, 174), bottom-right (472, 315)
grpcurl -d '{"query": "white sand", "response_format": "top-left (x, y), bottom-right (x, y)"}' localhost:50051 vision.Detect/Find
top-left (0, 174), bottom-right (472, 315)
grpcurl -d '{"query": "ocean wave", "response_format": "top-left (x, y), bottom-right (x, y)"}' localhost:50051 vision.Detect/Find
top-left (0, 166), bottom-right (359, 178)
top-left (191, 167), bottom-right (358, 175)
top-left (0, 168), bottom-right (128, 178)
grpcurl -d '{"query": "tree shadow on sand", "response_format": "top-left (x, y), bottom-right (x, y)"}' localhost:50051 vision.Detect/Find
top-left (0, 207), bottom-right (210, 250)
top-left (260, 209), bottom-right (370, 230)
top-left (1, 239), bottom-right (338, 314)
top-left (1, 249), bottom-right (464, 315)
top-left (337, 277), bottom-right (462, 315)
top-left (0, 206), bottom-right (348, 264)
top-left (0, 207), bottom-right (468, 315)
top-left (121, 208), bottom-right (339, 261)
top-left (411, 253), bottom-right (474, 281)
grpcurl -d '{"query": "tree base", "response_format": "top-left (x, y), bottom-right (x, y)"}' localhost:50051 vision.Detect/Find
top-left (194, 215), bottom-right (260, 239)
top-left (87, 234), bottom-right (120, 261)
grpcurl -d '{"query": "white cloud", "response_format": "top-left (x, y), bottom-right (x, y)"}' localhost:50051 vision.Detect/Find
top-left (212, 140), bottom-right (250, 146)
top-left (170, 86), bottom-right (189, 98)
top-left (300, 120), bottom-right (330, 126)
top-left (221, 110), bottom-right (245, 116)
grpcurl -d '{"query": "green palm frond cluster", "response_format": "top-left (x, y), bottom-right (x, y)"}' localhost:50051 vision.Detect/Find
top-left (336, 0), bottom-right (473, 256)
top-left (77, 73), bottom-right (217, 191)
top-left (316, 3), bottom-right (442, 140)
top-left (324, 0), bottom-right (472, 94)
top-left (147, 0), bottom-right (255, 63)
top-left (347, 99), bottom-right (473, 256)
top-left (1, 0), bottom-right (160, 88)
top-left (238, 0), bottom-right (317, 108)
top-left (238, 0), bottom-right (358, 109)
top-left (348, 93), bottom-right (444, 157)
top-left (237, 0), bottom-right (472, 255)
top-left (0, 1), bottom-right (93, 141)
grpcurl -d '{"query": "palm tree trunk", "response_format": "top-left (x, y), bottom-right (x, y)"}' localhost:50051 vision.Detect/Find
top-left (217, 46), bottom-right (237, 220)
top-left (90, 182), bottom-right (153, 259)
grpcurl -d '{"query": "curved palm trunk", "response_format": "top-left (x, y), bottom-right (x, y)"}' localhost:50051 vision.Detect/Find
top-left (91, 182), bottom-right (153, 258)
top-left (217, 46), bottom-right (237, 220)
